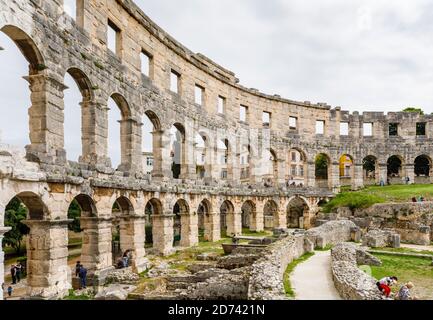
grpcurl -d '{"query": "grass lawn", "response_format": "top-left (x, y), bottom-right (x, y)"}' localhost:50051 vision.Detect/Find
top-left (374, 247), bottom-right (433, 256)
top-left (283, 252), bottom-right (315, 298)
top-left (323, 184), bottom-right (433, 213)
top-left (360, 253), bottom-right (433, 300)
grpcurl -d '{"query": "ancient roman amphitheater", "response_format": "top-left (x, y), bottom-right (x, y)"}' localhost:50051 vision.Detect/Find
top-left (1, 0), bottom-right (432, 300)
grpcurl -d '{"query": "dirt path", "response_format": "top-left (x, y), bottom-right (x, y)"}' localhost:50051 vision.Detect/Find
top-left (290, 250), bottom-right (341, 300)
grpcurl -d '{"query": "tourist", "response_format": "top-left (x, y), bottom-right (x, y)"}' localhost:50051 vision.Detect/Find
top-left (10, 265), bottom-right (16, 285)
top-left (78, 264), bottom-right (87, 289)
top-left (7, 286), bottom-right (13, 298)
top-left (405, 176), bottom-right (410, 185)
top-left (397, 282), bottom-right (415, 300)
top-left (380, 178), bottom-right (385, 187)
top-left (412, 197), bottom-right (417, 203)
top-left (376, 276), bottom-right (398, 298)
top-left (15, 262), bottom-right (22, 283)
top-left (75, 261), bottom-right (81, 277)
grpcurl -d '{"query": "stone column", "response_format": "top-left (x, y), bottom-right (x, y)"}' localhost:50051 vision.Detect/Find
top-left (250, 209), bottom-right (264, 232)
top-left (0, 227), bottom-right (11, 301)
top-left (180, 213), bottom-right (199, 247)
top-left (151, 130), bottom-right (172, 180)
top-left (405, 164), bottom-right (415, 184)
top-left (378, 162), bottom-right (387, 184)
top-left (119, 215), bottom-right (147, 273)
top-left (79, 101), bottom-right (110, 167)
top-left (352, 163), bottom-right (364, 190)
top-left (25, 74), bottom-right (65, 163)
top-left (330, 162), bottom-right (341, 192)
top-left (118, 118), bottom-right (141, 173)
top-left (276, 209), bottom-right (287, 229)
top-left (80, 217), bottom-right (113, 281)
top-left (180, 126), bottom-right (197, 180)
top-left (151, 214), bottom-right (174, 256)
top-left (23, 220), bottom-right (72, 299)
top-left (276, 159), bottom-right (286, 185)
top-left (204, 212), bottom-right (220, 242)
top-left (226, 212), bottom-right (242, 236)
top-left (307, 161), bottom-right (316, 188)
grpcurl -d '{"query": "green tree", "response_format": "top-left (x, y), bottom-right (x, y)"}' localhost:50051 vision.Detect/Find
top-left (3, 197), bottom-right (30, 254)
top-left (315, 154), bottom-right (329, 179)
top-left (67, 199), bottom-right (82, 233)
top-left (402, 107), bottom-right (424, 115)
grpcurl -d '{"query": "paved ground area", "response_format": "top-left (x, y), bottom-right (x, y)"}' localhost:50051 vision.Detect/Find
top-left (400, 243), bottom-right (433, 252)
top-left (290, 250), bottom-right (341, 300)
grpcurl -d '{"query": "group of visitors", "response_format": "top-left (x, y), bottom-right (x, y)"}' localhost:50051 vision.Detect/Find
top-left (380, 176), bottom-right (411, 186)
top-left (411, 196), bottom-right (426, 203)
top-left (116, 250), bottom-right (132, 269)
top-left (74, 261), bottom-right (88, 289)
top-left (4, 262), bottom-right (25, 298)
top-left (376, 276), bottom-right (417, 300)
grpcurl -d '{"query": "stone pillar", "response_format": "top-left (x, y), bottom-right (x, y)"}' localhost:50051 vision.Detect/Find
top-left (118, 118), bottom-right (141, 173)
top-left (276, 209), bottom-right (287, 229)
top-left (330, 162), bottom-right (341, 192)
top-left (276, 159), bottom-right (286, 185)
top-left (204, 212), bottom-right (220, 242)
top-left (25, 74), bottom-right (65, 162)
top-left (180, 213), bottom-right (199, 247)
top-left (378, 163), bottom-right (387, 184)
top-left (151, 214), bottom-right (174, 256)
top-left (151, 130), bottom-right (172, 180)
top-left (23, 220), bottom-right (72, 299)
top-left (119, 215), bottom-right (147, 273)
top-left (0, 227), bottom-right (11, 301)
top-left (405, 164), bottom-right (415, 184)
top-left (231, 153), bottom-right (241, 184)
top-left (250, 209), bottom-right (264, 232)
top-left (79, 101), bottom-right (110, 167)
top-left (352, 163), bottom-right (364, 190)
top-left (307, 161), bottom-right (316, 188)
top-left (226, 212), bottom-right (242, 236)
top-left (80, 217), bottom-right (113, 279)
top-left (180, 129), bottom-right (197, 180)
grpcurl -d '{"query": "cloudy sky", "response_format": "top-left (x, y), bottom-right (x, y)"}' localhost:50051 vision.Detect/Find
top-left (2, 0), bottom-right (433, 164)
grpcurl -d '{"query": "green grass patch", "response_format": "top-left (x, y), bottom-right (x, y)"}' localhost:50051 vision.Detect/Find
top-left (63, 289), bottom-right (93, 300)
top-left (315, 244), bottom-right (334, 251)
top-left (283, 252), bottom-right (315, 298)
top-left (322, 184), bottom-right (433, 213)
top-left (241, 229), bottom-right (272, 237)
top-left (361, 253), bottom-right (433, 299)
top-left (374, 247), bottom-right (433, 256)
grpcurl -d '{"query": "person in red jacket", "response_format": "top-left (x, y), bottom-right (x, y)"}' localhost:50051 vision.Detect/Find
top-left (376, 276), bottom-right (398, 298)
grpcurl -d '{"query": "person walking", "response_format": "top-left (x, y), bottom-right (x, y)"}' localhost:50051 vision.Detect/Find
top-left (15, 262), bottom-right (22, 283)
top-left (10, 265), bottom-right (16, 285)
top-left (78, 264), bottom-right (87, 289)
top-left (7, 286), bottom-right (13, 298)
top-left (75, 261), bottom-right (81, 277)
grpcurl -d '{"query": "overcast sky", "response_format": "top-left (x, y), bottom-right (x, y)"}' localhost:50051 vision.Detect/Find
top-left (2, 0), bottom-right (433, 164)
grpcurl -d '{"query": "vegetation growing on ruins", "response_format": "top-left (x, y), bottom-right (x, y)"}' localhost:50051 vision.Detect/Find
top-left (283, 252), bottom-right (315, 298)
top-left (3, 197), bottom-right (29, 254)
top-left (361, 252), bottom-right (433, 299)
top-left (322, 184), bottom-right (433, 213)
top-left (402, 107), bottom-right (424, 115)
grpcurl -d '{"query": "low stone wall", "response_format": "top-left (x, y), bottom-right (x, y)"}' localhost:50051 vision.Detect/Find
top-left (305, 220), bottom-right (357, 249)
top-left (331, 243), bottom-right (382, 300)
top-left (247, 220), bottom-right (356, 300)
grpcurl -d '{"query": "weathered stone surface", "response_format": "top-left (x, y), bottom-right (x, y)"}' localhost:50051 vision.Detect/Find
top-left (105, 267), bottom-right (140, 284)
top-left (362, 229), bottom-right (401, 248)
top-left (305, 220), bottom-right (357, 249)
top-left (95, 284), bottom-right (137, 300)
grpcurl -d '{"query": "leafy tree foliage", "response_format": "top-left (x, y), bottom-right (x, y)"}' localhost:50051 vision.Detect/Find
top-left (3, 197), bottom-right (30, 254)
top-left (403, 107), bottom-right (424, 115)
top-left (67, 199), bottom-right (82, 233)
top-left (315, 154), bottom-right (329, 179)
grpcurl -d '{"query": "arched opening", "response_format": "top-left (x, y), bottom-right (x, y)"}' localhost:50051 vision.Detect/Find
top-left (2, 192), bottom-right (48, 299)
top-left (414, 155), bottom-right (432, 184)
top-left (64, 68), bottom-right (93, 162)
top-left (112, 196), bottom-right (134, 265)
top-left (339, 154), bottom-right (354, 187)
top-left (170, 124), bottom-right (185, 179)
top-left (198, 199), bottom-right (213, 242)
top-left (142, 111), bottom-right (161, 176)
top-left (287, 197), bottom-right (309, 229)
top-left (263, 149), bottom-right (278, 186)
top-left (145, 198), bottom-right (163, 249)
top-left (240, 145), bottom-right (252, 183)
top-left (217, 139), bottom-right (231, 180)
top-left (67, 194), bottom-right (96, 289)
top-left (108, 94), bottom-right (130, 170)
top-left (241, 201), bottom-right (255, 232)
top-left (263, 200), bottom-right (278, 230)
top-left (220, 200), bottom-right (235, 237)
top-left (315, 153), bottom-right (331, 189)
top-left (195, 133), bottom-right (206, 179)
top-left (0, 26), bottom-right (44, 151)
top-left (287, 148), bottom-right (306, 187)
top-left (387, 155), bottom-right (404, 184)
top-left (363, 155), bottom-right (378, 185)
top-left (173, 199), bottom-right (189, 247)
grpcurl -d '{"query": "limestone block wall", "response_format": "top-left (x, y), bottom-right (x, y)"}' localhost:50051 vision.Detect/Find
top-left (331, 243), bottom-right (382, 300)
top-left (305, 220), bottom-right (357, 249)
